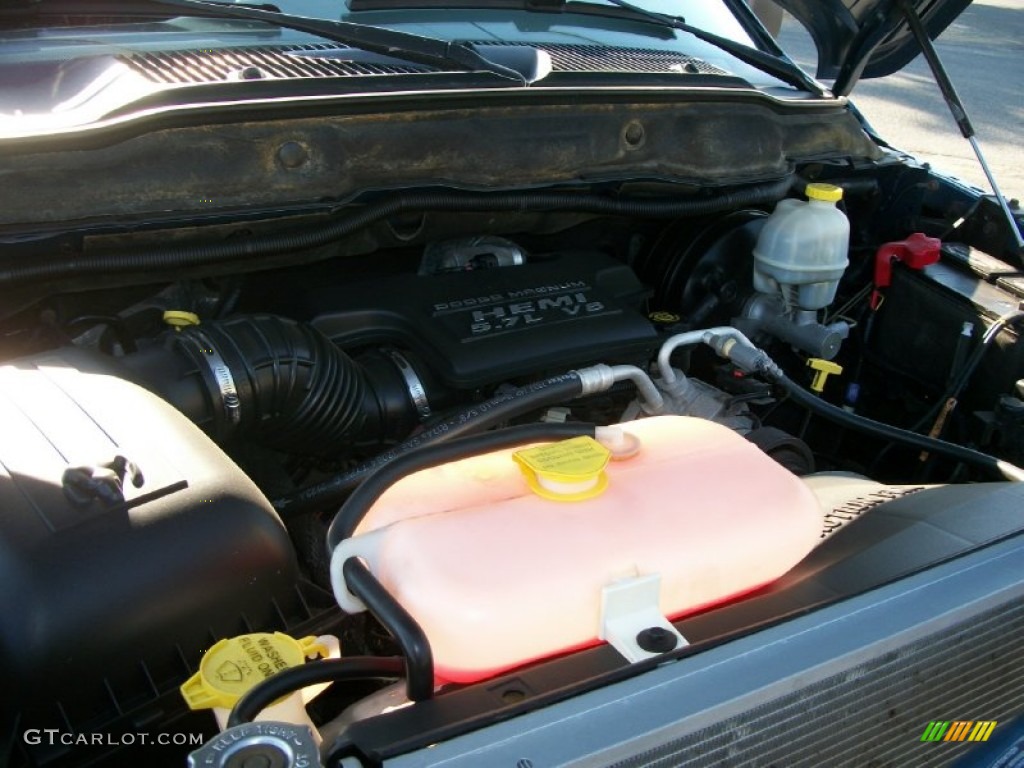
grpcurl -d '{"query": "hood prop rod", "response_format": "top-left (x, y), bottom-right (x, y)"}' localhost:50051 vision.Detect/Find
top-left (896, 0), bottom-right (1023, 252)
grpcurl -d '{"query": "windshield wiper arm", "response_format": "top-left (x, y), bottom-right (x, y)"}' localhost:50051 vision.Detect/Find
top-left (47, 0), bottom-right (528, 83)
top-left (590, 0), bottom-right (824, 95)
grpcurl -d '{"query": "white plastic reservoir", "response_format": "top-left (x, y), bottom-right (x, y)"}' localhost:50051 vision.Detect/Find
top-left (753, 182), bottom-right (850, 310)
top-left (331, 416), bottom-right (822, 683)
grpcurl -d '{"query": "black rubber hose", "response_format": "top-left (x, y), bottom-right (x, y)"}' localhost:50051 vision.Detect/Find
top-left (276, 373), bottom-right (586, 518)
top-left (125, 315), bottom-right (396, 456)
top-left (187, 315), bottom-right (371, 452)
top-left (764, 367), bottom-right (1024, 481)
top-left (326, 421), bottom-right (595, 550)
top-left (343, 558), bottom-right (435, 702)
top-left (0, 179), bottom-right (794, 284)
top-left (226, 656), bottom-right (405, 728)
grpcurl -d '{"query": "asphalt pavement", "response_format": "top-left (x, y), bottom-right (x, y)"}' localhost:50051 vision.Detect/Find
top-left (776, 0), bottom-right (1023, 199)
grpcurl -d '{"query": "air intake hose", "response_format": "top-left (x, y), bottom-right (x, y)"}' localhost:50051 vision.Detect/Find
top-left (123, 315), bottom-right (415, 455)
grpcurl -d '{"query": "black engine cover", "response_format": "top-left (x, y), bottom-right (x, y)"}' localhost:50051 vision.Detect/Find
top-left (309, 251), bottom-right (658, 388)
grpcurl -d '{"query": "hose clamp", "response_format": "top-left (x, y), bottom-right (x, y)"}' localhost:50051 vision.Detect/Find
top-left (188, 329), bottom-right (241, 427)
top-left (384, 348), bottom-right (431, 419)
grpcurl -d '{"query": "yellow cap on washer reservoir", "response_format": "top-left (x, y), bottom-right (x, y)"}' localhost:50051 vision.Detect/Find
top-left (513, 436), bottom-right (611, 501)
top-left (180, 632), bottom-right (329, 711)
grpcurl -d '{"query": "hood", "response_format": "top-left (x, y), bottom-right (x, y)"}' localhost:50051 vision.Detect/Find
top-left (773, 0), bottom-right (971, 95)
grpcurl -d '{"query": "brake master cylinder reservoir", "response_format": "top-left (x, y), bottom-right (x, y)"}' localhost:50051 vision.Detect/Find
top-left (753, 182), bottom-right (850, 310)
top-left (331, 416), bottom-right (822, 683)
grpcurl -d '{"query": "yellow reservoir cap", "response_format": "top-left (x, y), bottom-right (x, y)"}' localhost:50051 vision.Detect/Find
top-left (163, 310), bottom-right (201, 331)
top-left (180, 632), bottom-right (329, 711)
top-left (805, 183), bottom-right (843, 203)
top-left (513, 436), bottom-right (611, 502)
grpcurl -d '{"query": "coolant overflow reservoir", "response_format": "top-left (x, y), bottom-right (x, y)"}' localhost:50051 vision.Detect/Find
top-left (753, 182), bottom-right (850, 310)
top-left (330, 416), bottom-right (822, 684)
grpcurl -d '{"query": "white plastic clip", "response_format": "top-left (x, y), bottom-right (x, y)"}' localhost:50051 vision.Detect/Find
top-left (599, 573), bottom-right (688, 663)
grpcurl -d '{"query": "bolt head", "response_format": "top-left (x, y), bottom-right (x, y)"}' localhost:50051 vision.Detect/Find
top-left (277, 141), bottom-right (308, 169)
top-left (636, 626), bottom-right (679, 653)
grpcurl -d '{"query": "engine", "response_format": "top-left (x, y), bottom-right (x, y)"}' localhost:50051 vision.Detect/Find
top-left (4, 178), bottom-right (1024, 768)
top-left (110, 247), bottom-right (661, 460)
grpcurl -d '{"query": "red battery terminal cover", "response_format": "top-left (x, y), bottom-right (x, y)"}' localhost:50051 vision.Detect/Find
top-left (871, 233), bottom-right (941, 310)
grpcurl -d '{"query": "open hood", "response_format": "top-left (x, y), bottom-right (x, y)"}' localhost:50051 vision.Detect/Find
top-left (772, 0), bottom-right (971, 95)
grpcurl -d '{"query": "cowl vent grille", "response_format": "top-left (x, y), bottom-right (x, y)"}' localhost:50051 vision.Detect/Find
top-left (121, 43), bottom-right (431, 84)
top-left (477, 41), bottom-right (726, 75)
top-left (120, 42), bottom-right (726, 84)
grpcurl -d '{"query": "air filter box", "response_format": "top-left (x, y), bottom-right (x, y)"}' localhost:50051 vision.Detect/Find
top-left (0, 350), bottom-right (299, 726)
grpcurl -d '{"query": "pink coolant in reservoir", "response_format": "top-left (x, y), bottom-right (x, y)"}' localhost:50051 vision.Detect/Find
top-left (331, 415), bottom-right (823, 683)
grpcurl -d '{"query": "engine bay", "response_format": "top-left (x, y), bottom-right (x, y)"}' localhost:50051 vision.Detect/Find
top-left (4, 157), bottom-right (1024, 766)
